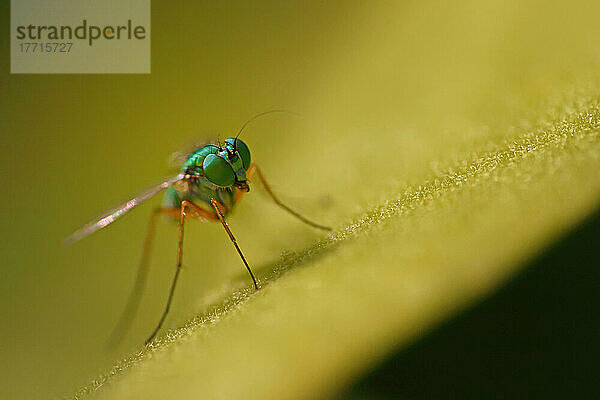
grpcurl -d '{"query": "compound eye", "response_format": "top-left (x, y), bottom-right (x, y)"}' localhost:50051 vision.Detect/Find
top-left (203, 154), bottom-right (235, 187)
top-left (225, 138), bottom-right (251, 170)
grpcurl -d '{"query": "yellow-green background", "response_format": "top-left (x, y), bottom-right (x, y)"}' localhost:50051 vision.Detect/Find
top-left (1, 1), bottom-right (600, 399)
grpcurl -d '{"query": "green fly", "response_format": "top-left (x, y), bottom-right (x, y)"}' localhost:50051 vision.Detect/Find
top-left (65, 111), bottom-right (330, 345)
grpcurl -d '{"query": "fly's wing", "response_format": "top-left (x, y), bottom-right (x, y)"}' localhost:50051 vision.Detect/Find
top-left (64, 173), bottom-right (185, 245)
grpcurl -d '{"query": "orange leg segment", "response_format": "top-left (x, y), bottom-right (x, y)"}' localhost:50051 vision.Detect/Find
top-left (145, 201), bottom-right (210, 344)
top-left (145, 199), bottom-right (258, 345)
top-left (210, 198), bottom-right (259, 290)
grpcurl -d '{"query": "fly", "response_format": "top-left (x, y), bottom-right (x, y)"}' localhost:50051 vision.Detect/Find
top-left (65, 111), bottom-right (331, 345)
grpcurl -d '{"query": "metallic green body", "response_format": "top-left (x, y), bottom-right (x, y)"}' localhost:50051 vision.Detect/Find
top-left (162, 139), bottom-right (251, 215)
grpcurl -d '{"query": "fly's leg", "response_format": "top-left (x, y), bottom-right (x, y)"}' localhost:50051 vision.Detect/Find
top-left (245, 163), bottom-right (331, 231)
top-left (107, 207), bottom-right (180, 348)
top-left (145, 201), bottom-right (203, 345)
top-left (210, 198), bottom-right (259, 290)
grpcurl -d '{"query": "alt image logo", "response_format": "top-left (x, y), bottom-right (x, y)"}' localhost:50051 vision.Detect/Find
top-left (11, 0), bottom-right (150, 74)
top-left (15, 20), bottom-right (147, 46)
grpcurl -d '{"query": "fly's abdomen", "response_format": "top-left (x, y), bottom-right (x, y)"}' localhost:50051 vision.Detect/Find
top-left (162, 186), bottom-right (185, 209)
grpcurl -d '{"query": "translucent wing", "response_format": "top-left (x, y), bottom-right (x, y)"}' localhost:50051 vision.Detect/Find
top-left (64, 173), bottom-right (185, 245)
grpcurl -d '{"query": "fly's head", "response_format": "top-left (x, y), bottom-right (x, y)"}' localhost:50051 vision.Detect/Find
top-left (223, 138), bottom-right (251, 191)
top-left (182, 139), bottom-right (251, 190)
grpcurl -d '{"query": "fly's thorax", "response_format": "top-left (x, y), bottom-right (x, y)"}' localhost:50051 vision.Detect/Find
top-left (181, 144), bottom-right (220, 174)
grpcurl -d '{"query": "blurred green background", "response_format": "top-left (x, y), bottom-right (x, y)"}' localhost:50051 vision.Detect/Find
top-left (1, 1), bottom-right (599, 399)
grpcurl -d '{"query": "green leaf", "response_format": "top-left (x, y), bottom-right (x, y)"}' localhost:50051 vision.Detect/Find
top-left (73, 103), bottom-right (600, 400)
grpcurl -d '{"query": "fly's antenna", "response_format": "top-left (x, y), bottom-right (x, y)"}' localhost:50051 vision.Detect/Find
top-left (234, 109), bottom-right (299, 152)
